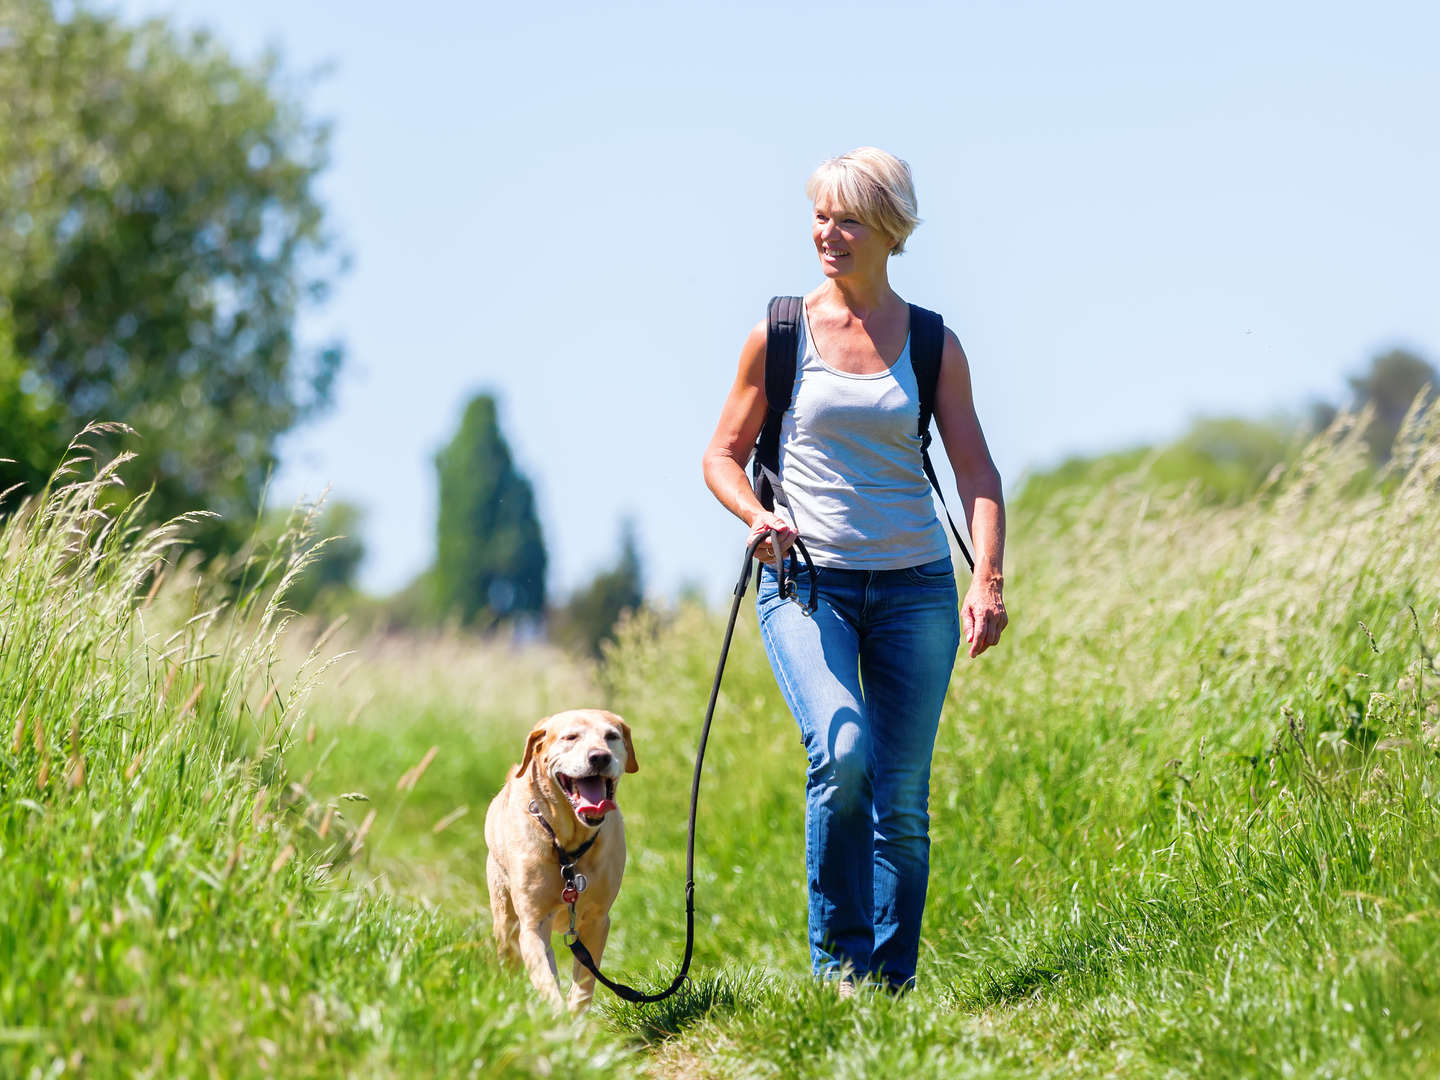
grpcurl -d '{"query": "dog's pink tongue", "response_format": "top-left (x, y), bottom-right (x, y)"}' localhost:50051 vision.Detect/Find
top-left (575, 776), bottom-right (614, 814)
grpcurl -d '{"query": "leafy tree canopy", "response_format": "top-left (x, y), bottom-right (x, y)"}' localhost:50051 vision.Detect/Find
top-left (0, 0), bottom-right (343, 554)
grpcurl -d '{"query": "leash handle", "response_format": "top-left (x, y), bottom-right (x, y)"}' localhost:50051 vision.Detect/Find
top-left (751, 466), bottom-right (818, 613)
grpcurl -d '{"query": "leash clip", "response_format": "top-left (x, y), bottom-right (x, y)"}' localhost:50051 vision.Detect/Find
top-left (776, 552), bottom-right (818, 617)
top-left (780, 570), bottom-right (815, 617)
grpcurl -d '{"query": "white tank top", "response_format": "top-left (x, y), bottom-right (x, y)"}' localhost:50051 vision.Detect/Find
top-left (776, 305), bottom-right (950, 570)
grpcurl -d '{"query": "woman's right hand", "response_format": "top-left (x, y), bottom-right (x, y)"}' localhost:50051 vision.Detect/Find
top-left (747, 512), bottom-right (797, 566)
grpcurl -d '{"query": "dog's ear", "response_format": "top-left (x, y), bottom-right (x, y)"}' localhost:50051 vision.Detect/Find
top-left (618, 719), bottom-right (639, 774)
top-left (519, 719), bottom-right (549, 773)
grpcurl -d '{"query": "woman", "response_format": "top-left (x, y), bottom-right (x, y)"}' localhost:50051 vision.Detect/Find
top-left (702, 147), bottom-right (1007, 992)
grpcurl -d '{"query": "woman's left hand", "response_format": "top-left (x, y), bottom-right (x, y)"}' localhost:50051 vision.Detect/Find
top-left (961, 576), bottom-right (1007, 658)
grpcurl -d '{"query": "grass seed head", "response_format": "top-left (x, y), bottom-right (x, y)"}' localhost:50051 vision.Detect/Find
top-left (223, 842), bottom-right (244, 879)
top-left (270, 844), bottom-right (295, 875)
top-left (177, 682), bottom-right (205, 719)
top-left (256, 683), bottom-right (279, 717)
top-left (432, 805), bottom-right (469, 834)
top-left (396, 745), bottom-right (439, 792)
top-left (159, 663), bottom-right (180, 706)
top-left (350, 808), bottom-right (377, 855)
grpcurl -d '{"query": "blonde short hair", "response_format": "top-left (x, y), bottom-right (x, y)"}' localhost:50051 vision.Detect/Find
top-left (805, 147), bottom-right (921, 256)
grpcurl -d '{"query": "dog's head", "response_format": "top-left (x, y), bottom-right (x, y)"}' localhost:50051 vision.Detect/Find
top-left (520, 709), bottom-right (637, 827)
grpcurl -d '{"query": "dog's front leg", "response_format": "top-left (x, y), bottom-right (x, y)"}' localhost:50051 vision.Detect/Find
top-left (568, 911), bottom-right (610, 1014)
top-left (486, 855), bottom-right (520, 962)
top-left (515, 909), bottom-right (565, 1012)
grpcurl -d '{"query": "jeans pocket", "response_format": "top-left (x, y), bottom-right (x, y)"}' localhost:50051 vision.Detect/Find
top-left (903, 557), bottom-right (954, 585)
top-left (755, 565), bottom-right (784, 609)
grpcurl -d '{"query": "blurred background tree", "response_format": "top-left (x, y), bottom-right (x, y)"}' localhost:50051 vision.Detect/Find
top-left (0, 0), bottom-right (344, 557)
top-left (432, 394), bottom-right (547, 629)
top-left (550, 519), bottom-right (644, 658)
top-left (1015, 345), bottom-right (1438, 522)
top-left (1347, 349), bottom-right (1437, 462)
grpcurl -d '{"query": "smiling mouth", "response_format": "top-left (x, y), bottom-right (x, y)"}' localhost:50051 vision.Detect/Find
top-left (556, 772), bottom-right (617, 826)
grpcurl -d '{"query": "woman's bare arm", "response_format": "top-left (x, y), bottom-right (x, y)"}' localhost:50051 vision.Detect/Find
top-left (933, 328), bottom-right (1008, 656)
top-left (702, 320), bottom-right (797, 561)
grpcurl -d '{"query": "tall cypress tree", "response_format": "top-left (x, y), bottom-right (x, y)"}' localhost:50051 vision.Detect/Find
top-left (432, 395), bottom-right (547, 627)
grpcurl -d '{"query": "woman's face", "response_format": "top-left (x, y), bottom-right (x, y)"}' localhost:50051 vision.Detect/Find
top-left (812, 199), bottom-right (892, 279)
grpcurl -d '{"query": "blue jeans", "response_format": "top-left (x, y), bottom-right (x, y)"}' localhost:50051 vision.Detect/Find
top-left (757, 556), bottom-right (961, 989)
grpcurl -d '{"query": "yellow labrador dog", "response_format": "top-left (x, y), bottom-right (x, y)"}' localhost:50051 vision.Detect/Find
top-left (484, 709), bottom-right (637, 1013)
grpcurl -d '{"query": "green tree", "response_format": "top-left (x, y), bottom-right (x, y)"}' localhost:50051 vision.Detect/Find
top-left (1346, 349), bottom-right (1437, 461)
top-left (432, 394), bottom-right (546, 628)
top-left (0, 0), bottom-right (343, 552)
top-left (0, 311), bottom-right (64, 491)
top-left (551, 520), bottom-right (644, 659)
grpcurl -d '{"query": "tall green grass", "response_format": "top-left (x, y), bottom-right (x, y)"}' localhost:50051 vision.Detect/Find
top-left (9, 402), bottom-right (1440, 1077)
top-left (0, 428), bottom-right (626, 1078)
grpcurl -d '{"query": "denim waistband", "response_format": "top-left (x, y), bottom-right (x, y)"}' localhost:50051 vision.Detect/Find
top-left (762, 554), bottom-right (953, 579)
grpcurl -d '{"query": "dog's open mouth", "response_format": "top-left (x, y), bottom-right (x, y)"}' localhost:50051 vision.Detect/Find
top-left (556, 772), bottom-right (617, 826)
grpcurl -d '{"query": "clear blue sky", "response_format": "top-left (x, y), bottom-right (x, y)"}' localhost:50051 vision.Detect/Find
top-left (117, 0), bottom-right (1440, 602)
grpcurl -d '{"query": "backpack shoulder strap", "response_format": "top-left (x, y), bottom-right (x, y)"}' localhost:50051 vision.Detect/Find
top-left (907, 303), bottom-right (975, 571)
top-left (908, 303), bottom-right (945, 439)
top-left (753, 295), bottom-right (802, 509)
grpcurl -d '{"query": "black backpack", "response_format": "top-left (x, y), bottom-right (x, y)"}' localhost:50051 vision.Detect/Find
top-left (750, 295), bottom-right (975, 572)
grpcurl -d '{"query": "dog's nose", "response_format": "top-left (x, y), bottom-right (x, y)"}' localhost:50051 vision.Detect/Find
top-left (588, 749), bottom-right (613, 771)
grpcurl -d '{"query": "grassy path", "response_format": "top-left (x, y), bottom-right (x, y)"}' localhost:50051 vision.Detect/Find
top-left (9, 411), bottom-right (1440, 1075)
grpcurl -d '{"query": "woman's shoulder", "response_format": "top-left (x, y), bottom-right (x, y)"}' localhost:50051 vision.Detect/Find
top-left (734, 318), bottom-right (768, 382)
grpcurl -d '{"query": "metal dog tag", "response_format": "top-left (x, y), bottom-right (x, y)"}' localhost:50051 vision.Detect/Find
top-left (572, 872), bottom-right (588, 894)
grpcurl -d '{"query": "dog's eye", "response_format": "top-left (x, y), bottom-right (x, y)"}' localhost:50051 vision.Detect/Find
top-left (562, 733), bottom-right (580, 742)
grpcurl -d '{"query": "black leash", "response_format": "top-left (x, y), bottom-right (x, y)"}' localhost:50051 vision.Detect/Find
top-left (563, 528), bottom-right (816, 1004)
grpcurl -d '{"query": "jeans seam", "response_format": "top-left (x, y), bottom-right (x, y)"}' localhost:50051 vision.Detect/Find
top-left (758, 602), bottom-right (805, 724)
